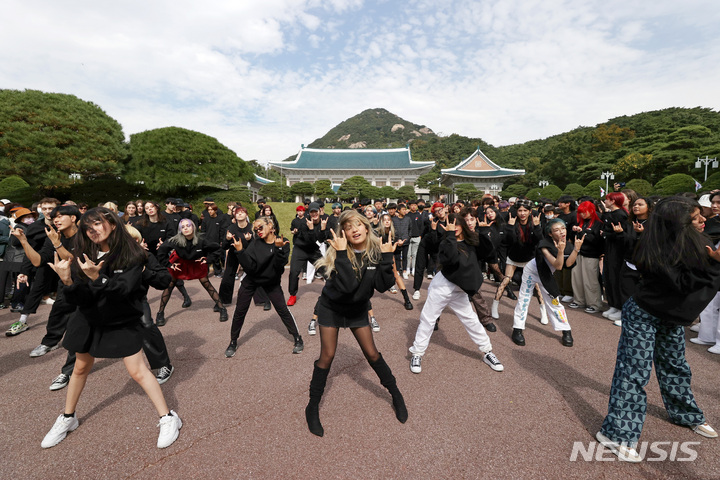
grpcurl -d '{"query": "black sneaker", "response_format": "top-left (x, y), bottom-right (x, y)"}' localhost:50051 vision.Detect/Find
top-left (225, 341), bottom-right (237, 358)
top-left (506, 288), bottom-right (517, 300)
top-left (219, 307), bottom-right (228, 322)
top-left (181, 297), bottom-right (192, 308)
top-left (156, 365), bottom-right (174, 384)
top-left (562, 330), bottom-right (574, 347)
top-left (292, 336), bottom-right (304, 354)
top-left (434, 318), bottom-right (439, 331)
top-left (156, 312), bottom-right (166, 327)
top-left (213, 304), bottom-right (221, 312)
top-left (484, 322), bottom-right (497, 333)
top-left (263, 302), bottom-right (271, 311)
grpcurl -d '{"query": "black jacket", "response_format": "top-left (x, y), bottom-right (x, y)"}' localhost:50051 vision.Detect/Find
top-left (236, 238), bottom-right (290, 288)
top-left (438, 231), bottom-right (483, 295)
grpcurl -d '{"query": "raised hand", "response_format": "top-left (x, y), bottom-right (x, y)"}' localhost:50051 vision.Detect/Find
top-left (555, 237), bottom-right (566, 252)
top-left (445, 217), bottom-right (457, 232)
top-left (612, 222), bottom-right (623, 233)
top-left (328, 228), bottom-right (347, 251)
top-left (532, 214), bottom-right (541, 226)
top-left (48, 252), bottom-right (72, 284)
top-left (170, 262), bottom-right (182, 271)
top-left (45, 226), bottom-right (61, 245)
top-left (77, 253), bottom-right (104, 281)
top-left (226, 230), bottom-right (233, 240)
top-left (140, 239), bottom-right (149, 251)
top-left (11, 227), bottom-right (26, 241)
top-left (572, 225), bottom-right (582, 232)
top-left (431, 218), bottom-right (438, 230)
top-left (244, 232), bottom-right (253, 241)
top-left (574, 233), bottom-right (586, 252)
top-left (195, 256), bottom-right (207, 264)
top-left (633, 221), bottom-right (644, 233)
top-left (477, 214), bottom-right (491, 227)
top-left (507, 212), bottom-right (516, 225)
top-left (231, 235), bottom-right (243, 252)
top-left (274, 236), bottom-right (289, 248)
top-left (380, 235), bottom-right (398, 253)
top-left (707, 245), bottom-right (720, 262)
top-left (320, 218), bottom-right (328, 230)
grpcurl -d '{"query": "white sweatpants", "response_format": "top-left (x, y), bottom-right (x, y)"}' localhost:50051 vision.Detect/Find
top-left (697, 292), bottom-right (720, 345)
top-left (512, 260), bottom-right (571, 332)
top-left (409, 271), bottom-right (492, 356)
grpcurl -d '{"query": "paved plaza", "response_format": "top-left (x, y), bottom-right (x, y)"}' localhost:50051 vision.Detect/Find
top-left (1, 276), bottom-right (718, 479)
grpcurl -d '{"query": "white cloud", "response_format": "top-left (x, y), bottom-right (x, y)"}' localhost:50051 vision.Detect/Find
top-left (1, 0), bottom-right (719, 165)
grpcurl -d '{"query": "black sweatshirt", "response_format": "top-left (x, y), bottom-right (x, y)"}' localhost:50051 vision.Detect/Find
top-left (437, 231), bottom-right (483, 295)
top-left (505, 221), bottom-right (542, 263)
top-left (157, 236), bottom-right (222, 267)
top-left (318, 250), bottom-right (395, 316)
top-left (235, 238), bottom-right (290, 288)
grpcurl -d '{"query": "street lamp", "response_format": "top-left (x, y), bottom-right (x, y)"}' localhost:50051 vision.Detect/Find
top-left (600, 171), bottom-right (614, 195)
top-left (490, 184), bottom-right (498, 195)
top-left (696, 156), bottom-right (718, 182)
top-left (538, 180), bottom-right (549, 188)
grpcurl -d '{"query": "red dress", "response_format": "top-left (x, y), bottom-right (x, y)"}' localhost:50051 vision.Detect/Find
top-left (168, 250), bottom-right (209, 280)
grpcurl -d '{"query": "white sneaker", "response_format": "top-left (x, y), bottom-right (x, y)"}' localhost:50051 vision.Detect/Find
top-left (390, 286), bottom-right (398, 294)
top-left (613, 319), bottom-right (622, 327)
top-left (302, 272), bottom-right (307, 280)
top-left (412, 290), bottom-right (421, 300)
top-left (42, 414), bottom-right (79, 448)
top-left (561, 295), bottom-right (573, 303)
top-left (608, 311), bottom-right (622, 321)
top-left (370, 316), bottom-right (380, 333)
top-left (30, 343), bottom-right (59, 357)
top-left (708, 344), bottom-right (720, 354)
top-left (427, 273), bottom-right (433, 279)
top-left (483, 352), bottom-right (504, 372)
top-left (540, 306), bottom-right (549, 325)
top-left (691, 422), bottom-right (718, 438)
top-left (689, 323), bottom-right (700, 332)
top-left (402, 271), bottom-right (409, 279)
top-left (491, 300), bottom-right (499, 319)
top-left (157, 410), bottom-right (182, 448)
top-left (595, 431), bottom-right (642, 462)
top-left (307, 320), bottom-right (317, 336)
top-left (49, 373), bottom-right (70, 391)
top-left (690, 337), bottom-right (714, 345)
top-left (43, 297), bottom-right (55, 305)
top-left (602, 307), bottom-right (619, 319)
top-left (410, 355), bottom-right (422, 374)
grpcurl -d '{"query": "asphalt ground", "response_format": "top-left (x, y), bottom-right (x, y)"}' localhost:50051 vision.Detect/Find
top-left (1, 275), bottom-right (719, 479)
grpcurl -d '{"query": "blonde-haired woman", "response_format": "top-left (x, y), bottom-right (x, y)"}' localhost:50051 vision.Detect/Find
top-left (305, 211), bottom-right (407, 437)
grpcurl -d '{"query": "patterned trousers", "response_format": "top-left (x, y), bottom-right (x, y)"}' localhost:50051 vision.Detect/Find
top-left (600, 297), bottom-right (706, 446)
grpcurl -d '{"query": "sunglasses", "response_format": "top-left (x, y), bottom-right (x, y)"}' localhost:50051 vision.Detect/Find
top-left (253, 225), bottom-right (267, 233)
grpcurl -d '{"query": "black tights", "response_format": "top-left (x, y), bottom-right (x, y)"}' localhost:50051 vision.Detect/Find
top-left (158, 276), bottom-right (221, 314)
top-left (316, 325), bottom-right (379, 369)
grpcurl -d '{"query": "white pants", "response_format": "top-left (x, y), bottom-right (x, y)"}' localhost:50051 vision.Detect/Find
top-left (697, 292), bottom-right (720, 346)
top-left (409, 271), bottom-right (492, 356)
top-left (513, 260), bottom-right (571, 332)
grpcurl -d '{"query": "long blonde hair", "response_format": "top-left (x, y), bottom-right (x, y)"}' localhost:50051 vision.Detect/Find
top-left (377, 213), bottom-right (395, 241)
top-left (315, 210), bottom-right (382, 278)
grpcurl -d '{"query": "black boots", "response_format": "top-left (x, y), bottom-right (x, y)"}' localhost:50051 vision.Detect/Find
top-left (562, 330), bottom-right (574, 347)
top-left (401, 289), bottom-right (414, 310)
top-left (506, 285), bottom-right (517, 300)
top-left (306, 361), bottom-right (330, 437)
top-left (178, 284), bottom-right (192, 308)
top-left (218, 305), bottom-right (228, 322)
top-left (512, 328), bottom-right (526, 346)
top-left (369, 353), bottom-right (408, 424)
top-left (156, 312), bottom-right (166, 327)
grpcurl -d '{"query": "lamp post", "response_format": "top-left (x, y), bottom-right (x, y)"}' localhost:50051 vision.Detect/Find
top-left (490, 184), bottom-right (498, 195)
top-left (538, 180), bottom-right (549, 188)
top-left (696, 156), bottom-right (719, 182)
top-left (600, 171), bottom-right (614, 195)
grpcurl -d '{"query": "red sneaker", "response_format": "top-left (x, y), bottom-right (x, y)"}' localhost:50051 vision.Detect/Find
top-left (287, 295), bottom-right (297, 306)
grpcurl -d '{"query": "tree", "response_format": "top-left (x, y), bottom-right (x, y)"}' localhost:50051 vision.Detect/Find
top-left (0, 175), bottom-right (33, 204)
top-left (500, 184), bottom-right (526, 199)
top-left (396, 185), bottom-right (416, 200)
top-left (126, 127), bottom-right (253, 194)
top-left (624, 179), bottom-right (653, 196)
top-left (429, 184), bottom-right (449, 198)
top-left (338, 176), bottom-right (370, 201)
top-left (702, 172), bottom-right (720, 191)
top-left (583, 180), bottom-right (606, 200)
top-left (360, 185), bottom-right (382, 200)
top-left (415, 171), bottom-right (440, 189)
top-left (653, 174), bottom-right (695, 196)
top-left (614, 152), bottom-right (656, 181)
top-left (379, 185), bottom-right (398, 199)
top-left (313, 179), bottom-right (336, 200)
top-left (591, 124), bottom-right (635, 152)
top-left (454, 184), bottom-right (479, 201)
top-left (526, 187), bottom-right (542, 201)
top-left (0, 89), bottom-right (126, 193)
top-left (563, 183), bottom-right (585, 199)
top-left (540, 185), bottom-right (563, 201)
top-left (290, 181), bottom-right (314, 198)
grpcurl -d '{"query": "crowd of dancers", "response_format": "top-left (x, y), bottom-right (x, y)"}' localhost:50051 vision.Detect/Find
top-left (0, 188), bottom-right (718, 460)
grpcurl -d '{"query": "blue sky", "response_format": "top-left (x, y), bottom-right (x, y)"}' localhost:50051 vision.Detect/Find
top-left (1, 0), bottom-right (719, 164)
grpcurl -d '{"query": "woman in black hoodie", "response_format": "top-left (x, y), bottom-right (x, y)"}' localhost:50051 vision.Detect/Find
top-left (597, 196), bottom-right (720, 462)
top-left (304, 210), bottom-right (405, 437)
top-left (223, 215), bottom-right (303, 358)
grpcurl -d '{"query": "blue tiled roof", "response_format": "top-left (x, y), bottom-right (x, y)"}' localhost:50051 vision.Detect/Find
top-left (269, 147), bottom-right (434, 170)
top-left (441, 148), bottom-right (525, 179)
top-left (254, 174), bottom-right (273, 184)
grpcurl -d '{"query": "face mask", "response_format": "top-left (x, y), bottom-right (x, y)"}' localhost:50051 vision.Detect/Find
top-left (22, 216), bottom-right (35, 225)
top-left (418, 205), bottom-right (424, 211)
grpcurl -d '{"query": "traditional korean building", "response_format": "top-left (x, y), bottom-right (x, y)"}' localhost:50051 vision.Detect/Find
top-left (268, 146), bottom-right (434, 191)
top-left (440, 147), bottom-right (525, 198)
